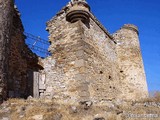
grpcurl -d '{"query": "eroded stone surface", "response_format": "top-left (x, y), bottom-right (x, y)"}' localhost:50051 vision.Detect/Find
top-left (0, 1), bottom-right (40, 100)
top-left (0, 0), bottom-right (148, 104)
top-left (113, 24), bottom-right (148, 100)
top-left (38, 0), bottom-right (148, 103)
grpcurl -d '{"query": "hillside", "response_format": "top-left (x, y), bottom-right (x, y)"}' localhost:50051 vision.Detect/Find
top-left (0, 95), bottom-right (160, 120)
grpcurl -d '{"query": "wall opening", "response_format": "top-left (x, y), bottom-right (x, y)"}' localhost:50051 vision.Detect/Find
top-left (99, 71), bottom-right (103, 74)
top-left (120, 70), bottom-right (123, 73)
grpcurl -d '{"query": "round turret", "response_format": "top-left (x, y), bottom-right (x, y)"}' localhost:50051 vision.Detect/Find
top-left (66, 1), bottom-right (90, 23)
top-left (122, 24), bottom-right (139, 35)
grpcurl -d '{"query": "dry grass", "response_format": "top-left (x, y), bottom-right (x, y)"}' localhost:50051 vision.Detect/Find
top-left (3, 98), bottom-right (82, 120)
top-left (117, 92), bottom-right (160, 120)
top-left (153, 91), bottom-right (160, 102)
top-left (1, 99), bottom-right (108, 120)
top-left (1, 93), bottom-right (160, 120)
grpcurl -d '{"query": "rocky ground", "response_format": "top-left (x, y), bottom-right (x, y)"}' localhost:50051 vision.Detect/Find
top-left (0, 96), bottom-right (160, 120)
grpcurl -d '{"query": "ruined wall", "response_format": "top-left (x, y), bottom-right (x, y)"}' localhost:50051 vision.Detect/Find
top-left (7, 7), bottom-right (40, 98)
top-left (39, 1), bottom-right (121, 103)
top-left (0, 0), bottom-right (14, 101)
top-left (40, 15), bottom-right (87, 102)
top-left (81, 17), bottom-right (121, 102)
top-left (0, 1), bottom-right (40, 99)
top-left (113, 24), bottom-right (148, 100)
top-left (39, 0), bottom-right (148, 102)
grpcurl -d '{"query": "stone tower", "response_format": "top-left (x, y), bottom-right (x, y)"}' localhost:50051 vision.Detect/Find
top-left (113, 24), bottom-right (148, 100)
top-left (39, 0), bottom-right (148, 102)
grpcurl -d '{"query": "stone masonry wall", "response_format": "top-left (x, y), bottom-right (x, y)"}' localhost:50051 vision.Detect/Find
top-left (39, 2), bottom-right (122, 103)
top-left (0, 1), bottom-right (40, 99)
top-left (81, 17), bottom-right (121, 102)
top-left (7, 7), bottom-right (39, 98)
top-left (113, 25), bottom-right (148, 100)
top-left (39, 0), bottom-right (148, 102)
top-left (0, 0), bottom-right (14, 101)
top-left (40, 14), bottom-right (90, 103)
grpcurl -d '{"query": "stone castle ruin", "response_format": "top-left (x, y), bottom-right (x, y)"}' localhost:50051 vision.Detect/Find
top-left (0, 0), bottom-right (148, 103)
top-left (0, 0), bottom-right (42, 101)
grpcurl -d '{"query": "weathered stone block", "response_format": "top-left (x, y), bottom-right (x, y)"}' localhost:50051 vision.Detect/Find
top-left (46, 87), bottom-right (53, 93)
top-left (39, 84), bottom-right (46, 90)
top-left (76, 50), bottom-right (84, 57)
top-left (78, 91), bottom-right (90, 97)
top-left (32, 115), bottom-right (43, 120)
top-left (2, 117), bottom-right (9, 120)
top-left (75, 59), bottom-right (85, 67)
top-left (74, 74), bottom-right (86, 81)
top-left (78, 84), bottom-right (89, 91)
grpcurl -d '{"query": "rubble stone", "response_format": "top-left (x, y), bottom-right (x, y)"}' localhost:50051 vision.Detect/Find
top-left (39, 0), bottom-right (148, 103)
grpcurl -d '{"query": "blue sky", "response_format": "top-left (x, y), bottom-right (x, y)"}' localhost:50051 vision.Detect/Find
top-left (15, 0), bottom-right (160, 92)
